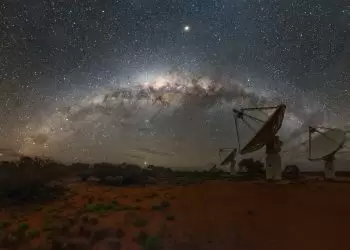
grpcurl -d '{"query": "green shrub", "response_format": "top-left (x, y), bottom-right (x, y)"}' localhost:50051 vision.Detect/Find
top-left (84, 202), bottom-right (116, 212)
top-left (133, 231), bottom-right (148, 245)
top-left (133, 218), bottom-right (148, 228)
top-left (111, 200), bottom-right (120, 206)
top-left (18, 223), bottom-right (29, 231)
top-left (143, 235), bottom-right (162, 250)
top-left (152, 201), bottom-right (170, 211)
top-left (166, 215), bottom-right (175, 221)
top-left (0, 221), bottom-right (11, 230)
top-left (27, 229), bottom-right (40, 239)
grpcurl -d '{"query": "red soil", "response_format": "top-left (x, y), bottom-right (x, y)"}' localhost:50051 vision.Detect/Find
top-left (1, 180), bottom-right (350, 250)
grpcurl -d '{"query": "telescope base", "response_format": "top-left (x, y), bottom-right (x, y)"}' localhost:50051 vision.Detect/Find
top-left (324, 158), bottom-right (335, 180)
top-left (229, 160), bottom-right (236, 175)
top-left (265, 153), bottom-right (282, 181)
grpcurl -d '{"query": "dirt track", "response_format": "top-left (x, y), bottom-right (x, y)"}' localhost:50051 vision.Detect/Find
top-left (1, 180), bottom-right (349, 250)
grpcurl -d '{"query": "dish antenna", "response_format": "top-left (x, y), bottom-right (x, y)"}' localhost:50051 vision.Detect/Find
top-left (308, 126), bottom-right (346, 180)
top-left (218, 148), bottom-right (237, 175)
top-left (233, 104), bottom-right (286, 180)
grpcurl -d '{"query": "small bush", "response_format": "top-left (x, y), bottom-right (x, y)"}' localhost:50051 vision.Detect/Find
top-left (84, 202), bottom-right (115, 212)
top-left (0, 221), bottom-right (11, 230)
top-left (144, 235), bottom-right (162, 250)
top-left (116, 228), bottom-right (126, 238)
top-left (18, 223), bottom-right (29, 232)
top-left (111, 200), bottom-right (120, 206)
top-left (27, 229), bottom-right (40, 239)
top-left (166, 215), bottom-right (175, 221)
top-left (43, 224), bottom-right (54, 232)
top-left (133, 231), bottom-right (148, 245)
top-left (89, 217), bottom-right (99, 225)
top-left (133, 218), bottom-right (148, 228)
top-left (152, 201), bottom-right (170, 211)
top-left (147, 193), bottom-right (158, 199)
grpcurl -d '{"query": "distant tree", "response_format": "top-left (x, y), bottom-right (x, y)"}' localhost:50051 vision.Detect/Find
top-left (0, 156), bottom-right (69, 205)
top-left (238, 158), bottom-right (264, 177)
top-left (145, 164), bottom-right (173, 177)
top-left (71, 162), bottom-right (91, 171)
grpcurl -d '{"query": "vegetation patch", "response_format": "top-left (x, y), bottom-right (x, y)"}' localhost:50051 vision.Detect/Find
top-left (133, 231), bottom-right (149, 245)
top-left (84, 200), bottom-right (135, 213)
top-left (116, 228), bottom-right (126, 238)
top-left (84, 202), bottom-right (114, 212)
top-left (27, 229), bottom-right (40, 239)
top-left (143, 235), bottom-right (162, 250)
top-left (133, 218), bottom-right (148, 228)
top-left (111, 200), bottom-right (120, 206)
top-left (165, 215), bottom-right (175, 221)
top-left (18, 223), bottom-right (29, 232)
top-left (152, 201), bottom-right (170, 211)
top-left (147, 193), bottom-right (159, 199)
top-left (0, 221), bottom-right (11, 230)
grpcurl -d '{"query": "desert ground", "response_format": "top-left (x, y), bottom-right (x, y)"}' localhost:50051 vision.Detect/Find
top-left (1, 177), bottom-right (350, 250)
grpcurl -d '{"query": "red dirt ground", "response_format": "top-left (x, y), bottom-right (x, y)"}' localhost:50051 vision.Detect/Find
top-left (1, 180), bottom-right (350, 250)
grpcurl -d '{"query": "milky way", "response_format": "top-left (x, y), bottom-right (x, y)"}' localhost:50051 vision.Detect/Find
top-left (0, 1), bottom-right (349, 167)
top-left (13, 69), bottom-right (346, 167)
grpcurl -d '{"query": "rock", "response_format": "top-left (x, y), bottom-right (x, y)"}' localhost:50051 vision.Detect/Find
top-left (93, 238), bottom-right (121, 250)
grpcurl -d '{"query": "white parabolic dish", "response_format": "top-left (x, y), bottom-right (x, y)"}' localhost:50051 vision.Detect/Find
top-left (310, 128), bottom-right (346, 160)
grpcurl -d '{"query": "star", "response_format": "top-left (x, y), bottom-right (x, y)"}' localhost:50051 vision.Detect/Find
top-left (183, 25), bottom-right (191, 32)
top-left (0, 1), bottom-right (347, 168)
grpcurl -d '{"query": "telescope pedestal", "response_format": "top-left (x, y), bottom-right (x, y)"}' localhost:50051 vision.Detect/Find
top-left (323, 155), bottom-right (335, 180)
top-left (229, 159), bottom-right (236, 175)
top-left (265, 136), bottom-right (282, 181)
top-left (265, 153), bottom-right (282, 180)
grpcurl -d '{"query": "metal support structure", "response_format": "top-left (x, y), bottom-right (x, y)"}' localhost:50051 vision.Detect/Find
top-left (218, 148), bottom-right (237, 175)
top-left (239, 106), bottom-right (279, 111)
top-left (234, 116), bottom-right (241, 152)
top-left (216, 104), bottom-right (289, 182)
top-left (323, 154), bottom-right (336, 180)
top-left (265, 136), bottom-right (282, 180)
top-left (233, 106), bottom-right (269, 152)
top-left (308, 126), bottom-right (349, 180)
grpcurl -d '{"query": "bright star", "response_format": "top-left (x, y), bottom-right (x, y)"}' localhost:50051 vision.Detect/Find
top-left (183, 25), bottom-right (190, 32)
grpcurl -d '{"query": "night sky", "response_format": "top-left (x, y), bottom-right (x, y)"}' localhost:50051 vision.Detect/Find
top-left (0, 0), bottom-right (349, 167)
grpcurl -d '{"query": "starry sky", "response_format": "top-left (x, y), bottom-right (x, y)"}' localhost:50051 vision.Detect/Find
top-left (0, 0), bottom-right (349, 167)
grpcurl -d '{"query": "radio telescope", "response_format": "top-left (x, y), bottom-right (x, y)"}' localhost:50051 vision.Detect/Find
top-left (218, 148), bottom-right (237, 175)
top-left (231, 104), bottom-right (286, 180)
top-left (308, 126), bottom-right (346, 180)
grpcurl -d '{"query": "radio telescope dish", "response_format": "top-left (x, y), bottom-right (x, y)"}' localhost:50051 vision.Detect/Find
top-left (232, 104), bottom-right (286, 180)
top-left (218, 148), bottom-right (237, 175)
top-left (308, 126), bottom-right (346, 180)
top-left (309, 128), bottom-right (346, 161)
top-left (238, 104), bottom-right (286, 155)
